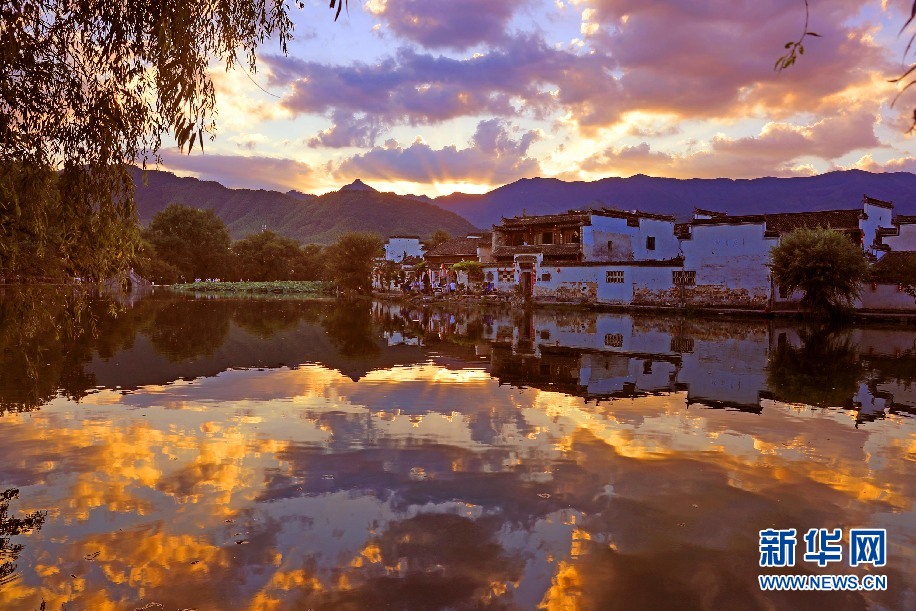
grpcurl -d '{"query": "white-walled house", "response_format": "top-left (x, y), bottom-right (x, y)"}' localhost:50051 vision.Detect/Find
top-left (384, 236), bottom-right (424, 262)
top-left (875, 214), bottom-right (916, 254)
top-left (484, 209), bottom-right (682, 303)
top-left (439, 195), bottom-right (914, 311)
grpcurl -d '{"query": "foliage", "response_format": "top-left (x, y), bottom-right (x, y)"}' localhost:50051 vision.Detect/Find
top-left (428, 229), bottom-right (451, 251)
top-left (780, 0), bottom-right (916, 131)
top-left (451, 260), bottom-right (485, 283)
top-left (1, 488), bottom-right (47, 585)
top-left (769, 228), bottom-right (869, 314)
top-left (326, 232), bottom-right (384, 294)
top-left (229, 230), bottom-right (326, 281)
top-left (144, 203), bottom-right (231, 281)
top-left (133, 238), bottom-right (181, 284)
top-left (0, 164), bottom-right (138, 281)
top-left (774, 0), bottom-right (820, 72)
top-left (170, 280), bottom-right (334, 294)
top-left (1, 1), bottom-right (343, 280)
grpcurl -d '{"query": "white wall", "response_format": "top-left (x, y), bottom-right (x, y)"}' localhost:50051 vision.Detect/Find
top-left (861, 202), bottom-right (893, 252)
top-left (582, 215), bottom-right (678, 262)
top-left (384, 237), bottom-right (423, 262)
top-left (857, 283), bottom-right (916, 311)
top-left (881, 223), bottom-right (916, 252)
top-left (681, 223), bottom-right (773, 292)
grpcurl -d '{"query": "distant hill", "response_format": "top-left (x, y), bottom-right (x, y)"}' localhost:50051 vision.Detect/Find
top-left (432, 171), bottom-right (916, 227)
top-left (133, 170), bottom-right (479, 243)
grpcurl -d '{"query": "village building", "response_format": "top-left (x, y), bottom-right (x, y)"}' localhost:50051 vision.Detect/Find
top-left (485, 209), bottom-right (682, 302)
top-left (673, 195), bottom-right (895, 309)
top-left (383, 235), bottom-right (424, 262)
top-left (875, 213), bottom-right (916, 254)
top-left (464, 194), bottom-right (914, 311)
top-left (423, 233), bottom-right (492, 286)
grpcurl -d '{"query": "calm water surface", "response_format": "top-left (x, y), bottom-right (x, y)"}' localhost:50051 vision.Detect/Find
top-left (0, 288), bottom-right (913, 610)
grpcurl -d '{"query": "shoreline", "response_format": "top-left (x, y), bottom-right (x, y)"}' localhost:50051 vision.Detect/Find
top-left (372, 290), bottom-right (916, 324)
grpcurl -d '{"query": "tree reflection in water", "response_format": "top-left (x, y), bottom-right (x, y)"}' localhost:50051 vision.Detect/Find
top-left (0, 489), bottom-right (46, 586)
top-left (767, 326), bottom-right (864, 408)
top-left (0, 292), bottom-right (913, 609)
top-left (322, 299), bottom-right (380, 360)
top-left (0, 287), bottom-right (127, 415)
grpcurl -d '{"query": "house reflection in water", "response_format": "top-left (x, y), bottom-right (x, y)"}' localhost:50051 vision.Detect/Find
top-left (385, 303), bottom-right (916, 423)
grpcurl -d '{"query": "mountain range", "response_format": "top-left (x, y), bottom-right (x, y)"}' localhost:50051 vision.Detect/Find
top-left (429, 170), bottom-right (916, 227)
top-left (134, 168), bottom-right (916, 243)
top-left (132, 170), bottom-right (478, 244)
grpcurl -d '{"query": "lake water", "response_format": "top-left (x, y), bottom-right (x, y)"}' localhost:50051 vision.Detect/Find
top-left (0, 288), bottom-right (913, 610)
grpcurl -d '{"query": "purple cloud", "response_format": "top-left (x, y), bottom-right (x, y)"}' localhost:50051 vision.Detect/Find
top-left (576, 0), bottom-right (891, 124)
top-left (264, 1), bottom-right (891, 137)
top-left (335, 119), bottom-right (541, 183)
top-left (581, 110), bottom-right (882, 178)
top-left (160, 151), bottom-right (315, 192)
top-left (307, 110), bottom-right (385, 148)
top-left (366, 0), bottom-right (532, 50)
top-left (263, 34), bottom-right (616, 126)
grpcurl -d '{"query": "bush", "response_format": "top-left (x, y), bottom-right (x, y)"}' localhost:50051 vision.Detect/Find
top-left (769, 228), bottom-right (868, 314)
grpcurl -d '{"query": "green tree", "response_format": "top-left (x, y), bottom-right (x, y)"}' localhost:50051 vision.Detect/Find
top-left (232, 230), bottom-right (310, 281)
top-left (299, 244), bottom-right (328, 281)
top-left (769, 228), bottom-right (869, 314)
top-left (451, 260), bottom-right (484, 283)
top-left (428, 230), bottom-right (451, 251)
top-left (144, 204), bottom-right (230, 281)
top-left (1, 1), bottom-right (344, 280)
top-left (132, 238), bottom-right (181, 284)
top-left (326, 232), bottom-right (383, 294)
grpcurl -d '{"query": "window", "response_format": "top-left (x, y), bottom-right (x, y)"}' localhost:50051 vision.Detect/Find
top-left (646, 236), bottom-right (656, 250)
top-left (606, 270), bottom-right (624, 283)
top-left (540, 330), bottom-right (550, 340)
top-left (670, 337), bottom-right (694, 353)
top-left (778, 285), bottom-right (789, 299)
top-left (673, 270), bottom-right (696, 286)
top-left (604, 333), bottom-right (623, 347)
top-left (607, 240), bottom-right (613, 254)
top-left (542, 232), bottom-right (554, 245)
top-left (486, 271), bottom-right (494, 282)
top-left (541, 272), bottom-right (551, 282)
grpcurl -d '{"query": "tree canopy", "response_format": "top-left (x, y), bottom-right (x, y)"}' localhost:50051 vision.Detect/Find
top-left (769, 227), bottom-right (869, 314)
top-left (1, 0), bottom-right (343, 281)
top-left (326, 232), bottom-right (383, 294)
top-left (428, 230), bottom-right (452, 251)
top-left (230, 230), bottom-right (326, 281)
top-left (143, 203), bottom-right (231, 282)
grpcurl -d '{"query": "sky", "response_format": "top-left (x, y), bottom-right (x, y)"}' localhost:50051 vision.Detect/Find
top-left (159, 0), bottom-right (916, 197)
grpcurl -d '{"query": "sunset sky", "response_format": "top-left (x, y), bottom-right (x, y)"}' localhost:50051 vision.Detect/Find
top-left (160, 0), bottom-right (916, 197)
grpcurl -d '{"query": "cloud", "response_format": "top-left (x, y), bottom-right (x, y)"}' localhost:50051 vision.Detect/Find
top-left (262, 33), bottom-right (615, 126)
top-left (160, 151), bottom-right (315, 192)
top-left (334, 119), bottom-right (542, 184)
top-left (571, 0), bottom-right (892, 126)
top-left (365, 0), bottom-right (532, 50)
top-left (580, 111), bottom-right (883, 178)
top-left (263, 1), bottom-right (893, 137)
top-left (307, 111), bottom-right (385, 148)
top-left (884, 156), bottom-right (916, 172)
